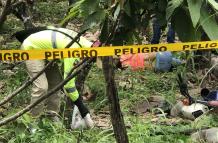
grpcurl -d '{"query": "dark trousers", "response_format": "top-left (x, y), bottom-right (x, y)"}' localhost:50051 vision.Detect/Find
top-left (151, 18), bottom-right (175, 44)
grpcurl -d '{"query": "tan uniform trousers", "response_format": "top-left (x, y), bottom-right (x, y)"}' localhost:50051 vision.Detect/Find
top-left (25, 60), bottom-right (62, 117)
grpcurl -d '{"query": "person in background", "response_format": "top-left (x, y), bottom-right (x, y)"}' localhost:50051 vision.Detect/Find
top-left (151, 16), bottom-right (175, 44)
top-left (14, 26), bottom-right (94, 129)
top-left (150, 16), bottom-right (179, 72)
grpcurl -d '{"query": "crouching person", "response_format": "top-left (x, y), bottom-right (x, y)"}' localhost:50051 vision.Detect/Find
top-left (14, 26), bottom-right (94, 129)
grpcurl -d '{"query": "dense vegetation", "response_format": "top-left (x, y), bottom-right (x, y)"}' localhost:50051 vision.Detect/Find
top-left (0, 0), bottom-right (218, 142)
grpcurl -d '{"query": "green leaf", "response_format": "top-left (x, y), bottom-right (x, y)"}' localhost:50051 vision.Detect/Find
top-left (124, 0), bottom-right (131, 17)
top-left (171, 8), bottom-right (201, 42)
top-left (200, 5), bottom-right (218, 40)
top-left (60, 0), bottom-right (83, 25)
top-left (60, 9), bottom-right (79, 26)
top-left (114, 4), bottom-right (121, 20)
top-left (187, 0), bottom-right (203, 27)
top-left (208, 0), bottom-right (218, 11)
top-left (80, 0), bottom-right (101, 17)
top-left (81, 10), bottom-right (106, 31)
top-left (166, 0), bottom-right (184, 20)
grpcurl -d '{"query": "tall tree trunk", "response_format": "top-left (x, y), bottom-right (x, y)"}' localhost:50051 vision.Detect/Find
top-left (102, 56), bottom-right (129, 143)
top-left (0, 0), bottom-right (11, 29)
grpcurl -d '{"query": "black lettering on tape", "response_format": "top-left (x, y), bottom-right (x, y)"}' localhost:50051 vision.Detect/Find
top-left (210, 43), bottom-right (217, 48)
top-left (45, 52), bottom-right (52, 59)
top-left (205, 43), bottom-right (209, 48)
top-left (130, 48), bottom-right (135, 54)
top-left (159, 46), bottom-right (167, 51)
top-left (142, 47), bottom-right (149, 53)
top-left (81, 50), bottom-right (88, 58)
top-left (183, 45), bottom-right (189, 50)
top-left (68, 50), bottom-right (71, 58)
top-left (198, 44), bottom-right (205, 49)
top-left (151, 47), bottom-right (158, 52)
top-left (90, 50), bottom-right (97, 57)
top-left (0, 52), bottom-right (29, 61)
top-left (123, 48), bottom-right (129, 54)
top-left (53, 51), bottom-right (59, 59)
top-left (191, 44), bottom-right (197, 50)
top-left (71, 50), bottom-right (97, 58)
top-left (114, 49), bottom-right (121, 55)
top-left (72, 50), bottom-right (80, 57)
top-left (4, 53), bottom-right (11, 61)
top-left (13, 53), bottom-right (20, 61)
top-left (22, 52), bottom-right (29, 60)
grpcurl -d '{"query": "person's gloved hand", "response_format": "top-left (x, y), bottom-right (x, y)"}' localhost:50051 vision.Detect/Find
top-left (71, 105), bottom-right (94, 129)
top-left (83, 113), bottom-right (94, 128)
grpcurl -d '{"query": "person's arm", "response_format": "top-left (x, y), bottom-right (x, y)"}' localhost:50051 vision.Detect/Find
top-left (208, 101), bottom-right (218, 107)
top-left (64, 58), bottom-right (90, 118)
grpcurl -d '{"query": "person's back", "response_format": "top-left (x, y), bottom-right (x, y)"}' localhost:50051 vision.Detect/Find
top-left (22, 27), bottom-right (92, 50)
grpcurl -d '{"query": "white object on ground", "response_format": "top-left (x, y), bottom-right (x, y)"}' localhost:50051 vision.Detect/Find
top-left (71, 106), bottom-right (94, 129)
top-left (171, 101), bottom-right (209, 120)
top-left (181, 103), bottom-right (209, 120)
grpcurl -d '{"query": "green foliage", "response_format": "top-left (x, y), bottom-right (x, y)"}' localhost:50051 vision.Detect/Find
top-left (34, 1), bottom-right (67, 24)
top-left (2, 0), bottom-right (218, 143)
top-left (61, 0), bottom-right (107, 30)
top-left (167, 0), bottom-right (218, 41)
top-left (64, 0), bottom-right (218, 43)
top-left (200, 3), bottom-right (218, 40)
top-left (81, 10), bottom-right (106, 31)
top-left (166, 0), bottom-right (184, 20)
top-left (187, 0), bottom-right (203, 27)
top-left (208, 0), bottom-right (218, 10)
top-left (171, 8), bottom-right (201, 42)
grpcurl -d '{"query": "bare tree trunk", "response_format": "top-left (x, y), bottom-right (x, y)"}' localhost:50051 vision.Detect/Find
top-left (0, 0), bottom-right (12, 29)
top-left (194, 33), bottom-right (211, 69)
top-left (102, 57), bottom-right (129, 143)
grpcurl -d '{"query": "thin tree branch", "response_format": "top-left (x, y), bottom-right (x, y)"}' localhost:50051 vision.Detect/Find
top-left (0, 60), bottom-right (54, 106)
top-left (0, 61), bottom-right (24, 70)
top-left (0, 0), bottom-right (12, 28)
top-left (0, 58), bottom-right (95, 126)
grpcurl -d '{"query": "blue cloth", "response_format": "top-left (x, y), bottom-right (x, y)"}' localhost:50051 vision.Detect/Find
top-left (155, 52), bottom-right (172, 72)
top-left (203, 91), bottom-right (218, 101)
top-left (151, 18), bottom-right (177, 72)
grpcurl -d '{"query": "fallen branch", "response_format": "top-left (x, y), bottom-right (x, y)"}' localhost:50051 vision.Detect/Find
top-left (0, 58), bottom-right (95, 126)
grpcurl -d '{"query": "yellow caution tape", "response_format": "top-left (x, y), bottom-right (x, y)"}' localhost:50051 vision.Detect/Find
top-left (0, 40), bottom-right (218, 61)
